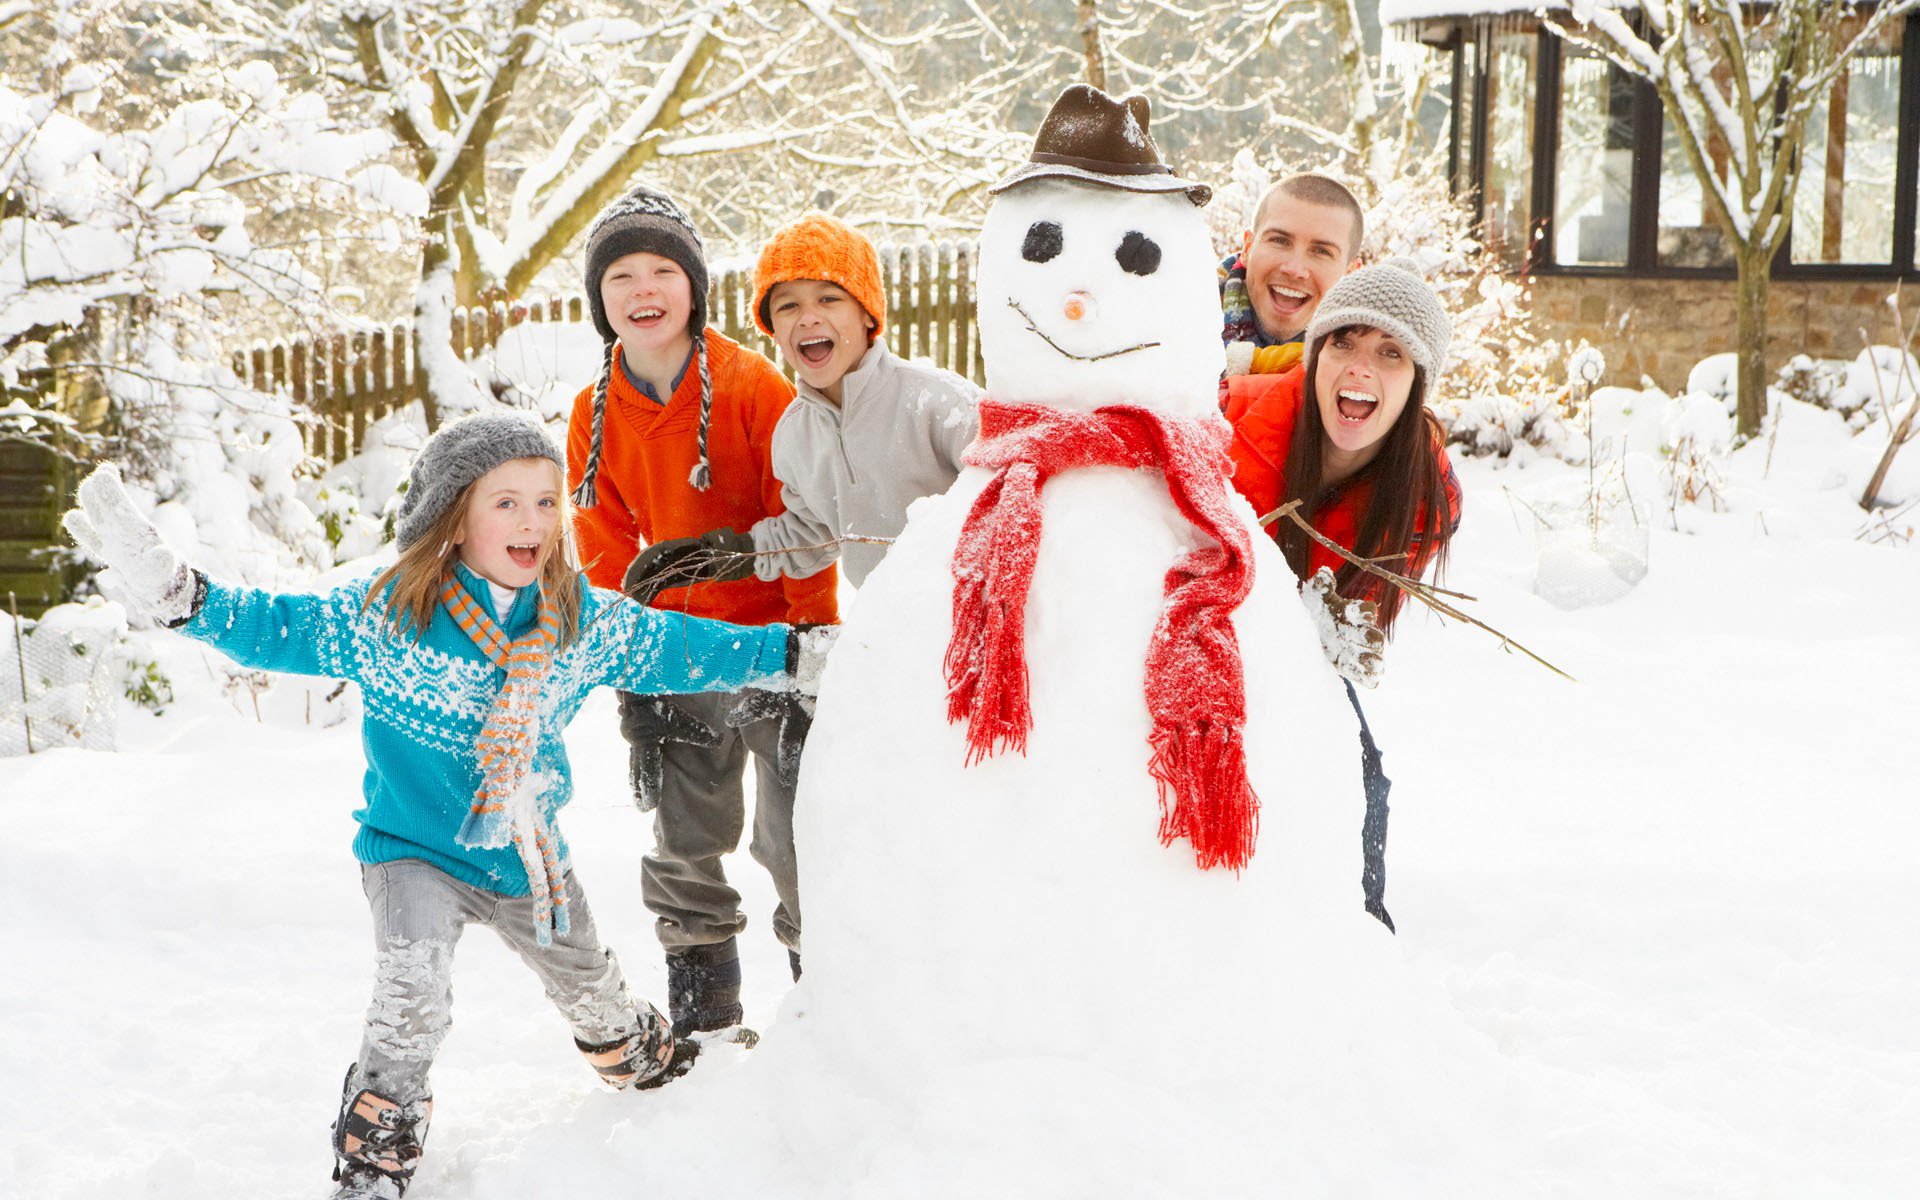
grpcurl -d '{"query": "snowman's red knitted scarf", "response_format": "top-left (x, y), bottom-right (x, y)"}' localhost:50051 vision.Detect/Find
top-left (945, 399), bottom-right (1260, 871)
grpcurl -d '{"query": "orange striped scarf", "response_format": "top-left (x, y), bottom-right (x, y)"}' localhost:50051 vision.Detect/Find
top-left (443, 577), bottom-right (570, 945)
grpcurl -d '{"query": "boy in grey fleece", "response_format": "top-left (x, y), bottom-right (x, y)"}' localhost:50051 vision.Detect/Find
top-left (626, 212), bottom-right (979, 593)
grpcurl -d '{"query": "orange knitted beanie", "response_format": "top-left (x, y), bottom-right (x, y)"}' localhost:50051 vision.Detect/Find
top-left (753, 212), bottom-right (886, 339)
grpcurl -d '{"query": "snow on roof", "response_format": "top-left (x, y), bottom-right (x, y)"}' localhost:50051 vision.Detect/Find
top-left (1378, 0), bottom-right (1564, 23)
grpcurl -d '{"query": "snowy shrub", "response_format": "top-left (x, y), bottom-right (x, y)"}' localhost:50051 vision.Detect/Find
top-left (1838, 347), bottom-right (1919, 430)
top-left (1686, 354), bottom-right (1738, 410)
top-left (1, 598), bottom-right (126, 755)
top-left (1773, 354), bottom-right (1848, 418)
top-left (1361, 175), bottom-right (1573, 459)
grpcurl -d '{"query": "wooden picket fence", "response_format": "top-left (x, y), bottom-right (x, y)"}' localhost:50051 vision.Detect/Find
top-left (235, 241), bottom-right (983, 464)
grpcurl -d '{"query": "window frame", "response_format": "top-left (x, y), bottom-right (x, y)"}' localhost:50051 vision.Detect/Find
top-left (1433, 7), bottom-right (1920, 282)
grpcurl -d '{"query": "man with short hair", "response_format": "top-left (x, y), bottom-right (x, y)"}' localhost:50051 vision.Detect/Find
top-left (1220, 172), bottom-right (1365, 375)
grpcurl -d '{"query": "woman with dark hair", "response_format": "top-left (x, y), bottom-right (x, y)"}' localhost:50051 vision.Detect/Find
top-left (1221, 259), bottom-right (1462, 932)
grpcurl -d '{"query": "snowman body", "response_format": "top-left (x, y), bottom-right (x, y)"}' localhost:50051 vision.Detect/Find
top-left (793, 179), bottom-right (1379, 1082)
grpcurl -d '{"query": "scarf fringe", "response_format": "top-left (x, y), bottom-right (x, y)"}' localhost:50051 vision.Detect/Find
top-left (1149, 719), bottom-right (1259, 873)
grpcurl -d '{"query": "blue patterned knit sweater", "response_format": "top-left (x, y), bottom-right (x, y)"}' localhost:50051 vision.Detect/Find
top-left (179, 562), bottom-right (791, 896)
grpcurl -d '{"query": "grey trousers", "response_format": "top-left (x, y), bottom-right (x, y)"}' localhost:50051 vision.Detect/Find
top-left (634, 690), bottom-right (801, 954)
top-left (354, 858), bottom-right (651, 1103)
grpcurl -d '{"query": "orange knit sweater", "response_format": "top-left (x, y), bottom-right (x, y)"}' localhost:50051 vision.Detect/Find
top-left (566, 332), bottom-right (838, 627)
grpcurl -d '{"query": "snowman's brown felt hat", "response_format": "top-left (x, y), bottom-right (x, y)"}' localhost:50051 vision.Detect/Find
top-left (990, 84), bottom-right (1212, 207)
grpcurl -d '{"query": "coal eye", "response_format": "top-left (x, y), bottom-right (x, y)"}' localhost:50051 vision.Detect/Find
top-left (1022, 221), bottom-right (1063, 263)
top-left (1115, 231), bottom-right (1160, 276)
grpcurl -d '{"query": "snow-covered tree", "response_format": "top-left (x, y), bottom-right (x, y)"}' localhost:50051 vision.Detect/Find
top-left (263, 0), bottom-right (1046, 429)
top-left (1550, 0), bottom-right (1919, 441)
top-left (1, 0), bottom-right (406, 584)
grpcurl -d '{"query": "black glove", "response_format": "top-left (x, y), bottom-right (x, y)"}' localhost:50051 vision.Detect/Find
top-left (624, 529), bottom-right (757, 606)
top-left (619, 693), bottom-right (723, 812)
top-left (725, 688), bottom-right (813, 786)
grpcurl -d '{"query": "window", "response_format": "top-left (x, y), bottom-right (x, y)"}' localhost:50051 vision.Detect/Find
top-left (1791, 17), bottom-right (1903, 265)
top-left (1553, 43), bottom-right (1635, 266)
top-left (1483, 27), bottom-right (1538, 269)
top-left (1657, 102), bottom-right (1735, 270)
top-left (1452, 35), bottom-right (1479, 199)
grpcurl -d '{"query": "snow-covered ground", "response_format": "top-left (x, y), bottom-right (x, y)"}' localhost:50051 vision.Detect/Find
top-left (4, 450), bottom-right (1917, 1199)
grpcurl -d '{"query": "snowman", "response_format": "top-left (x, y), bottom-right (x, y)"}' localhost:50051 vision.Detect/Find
top-left (790, 86), bottom-right (1386, 1089)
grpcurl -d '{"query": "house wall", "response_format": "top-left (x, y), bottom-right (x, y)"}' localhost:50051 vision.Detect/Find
top-left (1527, 275), bottom-right (1908, 393)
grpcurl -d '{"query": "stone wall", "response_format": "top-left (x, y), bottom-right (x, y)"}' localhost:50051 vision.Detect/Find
top-left (1527, 275), bottom-right (1907, 393)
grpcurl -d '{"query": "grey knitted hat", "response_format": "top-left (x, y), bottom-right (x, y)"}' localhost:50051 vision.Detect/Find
top-left (395, 411), bottom-right (565, 550)
top-left (584, 185), bottom-right (708, 343)
top-left (1305, 257), bottom-right (1452, 378)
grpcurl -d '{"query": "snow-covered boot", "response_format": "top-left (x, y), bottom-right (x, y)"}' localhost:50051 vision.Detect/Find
top-left (665, 936), bottom-right (744, 1037)
top-left (576, 1004), bottom-right (701, 1090)
top-left (330, 1065), bottom-right (431, 1199)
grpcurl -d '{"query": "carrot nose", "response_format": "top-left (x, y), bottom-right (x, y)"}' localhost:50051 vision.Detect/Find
top-left (1062, 292), bottom-right (1091, 322)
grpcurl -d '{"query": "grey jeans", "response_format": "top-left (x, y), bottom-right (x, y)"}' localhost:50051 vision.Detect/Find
top-left (354, 858), bottom-right (651, 1103)
top-left (631, 690), bottom-right (801, 954)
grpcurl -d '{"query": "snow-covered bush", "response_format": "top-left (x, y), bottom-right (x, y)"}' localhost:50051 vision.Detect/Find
top-left (1839, 346), bottom-right (1919, 431)
top-left (1363, 174), bottom-right (1572, 459)
top-left (1, 598), bottom-right (128, 755)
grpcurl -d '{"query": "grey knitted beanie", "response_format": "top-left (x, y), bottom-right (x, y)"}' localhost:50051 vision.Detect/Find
top-left (1305, 257), bottom-right (1452, 378)
top-left (583, 185), bottom-right (708, 343)
top-left (395, 411), bottom-right (565, 550)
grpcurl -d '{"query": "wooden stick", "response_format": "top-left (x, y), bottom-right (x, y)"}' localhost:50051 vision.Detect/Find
top-left (1258, 501), bottom-right (1576, 682)
top-left (8, 592), bottom-right (32, 754)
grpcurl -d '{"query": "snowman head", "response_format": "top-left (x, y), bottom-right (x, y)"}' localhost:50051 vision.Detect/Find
top-left (977, 87), bottom-right (1224, 417)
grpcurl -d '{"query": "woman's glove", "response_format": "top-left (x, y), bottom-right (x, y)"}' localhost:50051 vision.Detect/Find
top-left (623, 529), bottom-right (756, 606)
top-left (62, 464), bottom-right (200, 626)
top-left (1302, 568), bottom-right (1385, 690)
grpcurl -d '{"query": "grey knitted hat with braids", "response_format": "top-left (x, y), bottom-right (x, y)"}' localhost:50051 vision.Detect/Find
top-left (1305, 257), bottom-right (1453, 379)
top-left (574, 185), bottom-right (717, 506)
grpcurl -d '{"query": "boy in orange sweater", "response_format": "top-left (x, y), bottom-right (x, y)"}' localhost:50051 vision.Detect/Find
top-left (566, 185), bottom-right (836, 1040)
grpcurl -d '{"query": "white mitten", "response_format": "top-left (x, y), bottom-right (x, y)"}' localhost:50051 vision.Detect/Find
top-left (1302, 567), bottom-right (1386, 690)
top-left (62, 464), bottom-right (198, 626)
top-left (785, 625), bottom-right (840, 714)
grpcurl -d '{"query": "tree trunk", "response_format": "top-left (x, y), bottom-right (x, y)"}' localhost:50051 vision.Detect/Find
top-left (414, 236), bottom-right (452, 434)
top-left (1078, 0), bottom-right (1106, 90)
top-left (1732, 249), bottom-right (1771, 441)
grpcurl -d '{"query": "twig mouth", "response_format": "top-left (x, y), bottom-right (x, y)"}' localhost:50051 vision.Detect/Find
top-left (1007, 299), bottom-right (1160, 362)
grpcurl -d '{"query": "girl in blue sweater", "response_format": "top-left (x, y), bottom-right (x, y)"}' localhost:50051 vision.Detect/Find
top-left (64, 412), bottom-right (831, 1200)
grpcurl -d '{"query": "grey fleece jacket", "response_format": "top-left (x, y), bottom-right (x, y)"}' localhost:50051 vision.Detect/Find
top-left (749, 338), bottom-right (980, 587)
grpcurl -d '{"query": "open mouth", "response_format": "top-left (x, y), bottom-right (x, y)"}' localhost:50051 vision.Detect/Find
top-left (795, 335), bottom-right (835, 368)
top-left (627, 306), bottom-right (666, 327)
top-left (1334, 388), bottom-right (1378, 425)
top-left (1266, 285), bottom-right (1310, 317)
top-left (1007, 299), bottom-right (1159, 363)
top-left (507, 542), bottom-right (541, 569)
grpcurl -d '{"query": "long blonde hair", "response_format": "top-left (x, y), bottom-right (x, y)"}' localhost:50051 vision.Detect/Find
top-left (365, 458), bottom-right (585, 647)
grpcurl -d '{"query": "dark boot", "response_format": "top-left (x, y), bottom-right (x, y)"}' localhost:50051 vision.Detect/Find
top-left (665, 936), bottom-right (744, 1037)
top-left (330, 1065), bottom-right (430, 1199)
top-left (576, 1004), bottom-right (700, 1090)
top-left (788, 948), bottom-right (802, 982)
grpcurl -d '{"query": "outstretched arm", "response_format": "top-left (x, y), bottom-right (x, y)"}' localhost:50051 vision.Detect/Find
top-left (64, 464), bottom-right (365, 680)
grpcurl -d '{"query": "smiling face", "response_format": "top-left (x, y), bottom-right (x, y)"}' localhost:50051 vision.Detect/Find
top-left (454, 457), bottom-right (563, 590)
top-left (599, 250), bottom-right (694, 371)
top-left (1312, 325), bottom-right (1417, 481)
top-left (977, 180), bottom-right (1223, 416)
top-left (767, 279), bottom-right (876, 405)
top-left (1241, 193), bottom-right (1361, 344)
